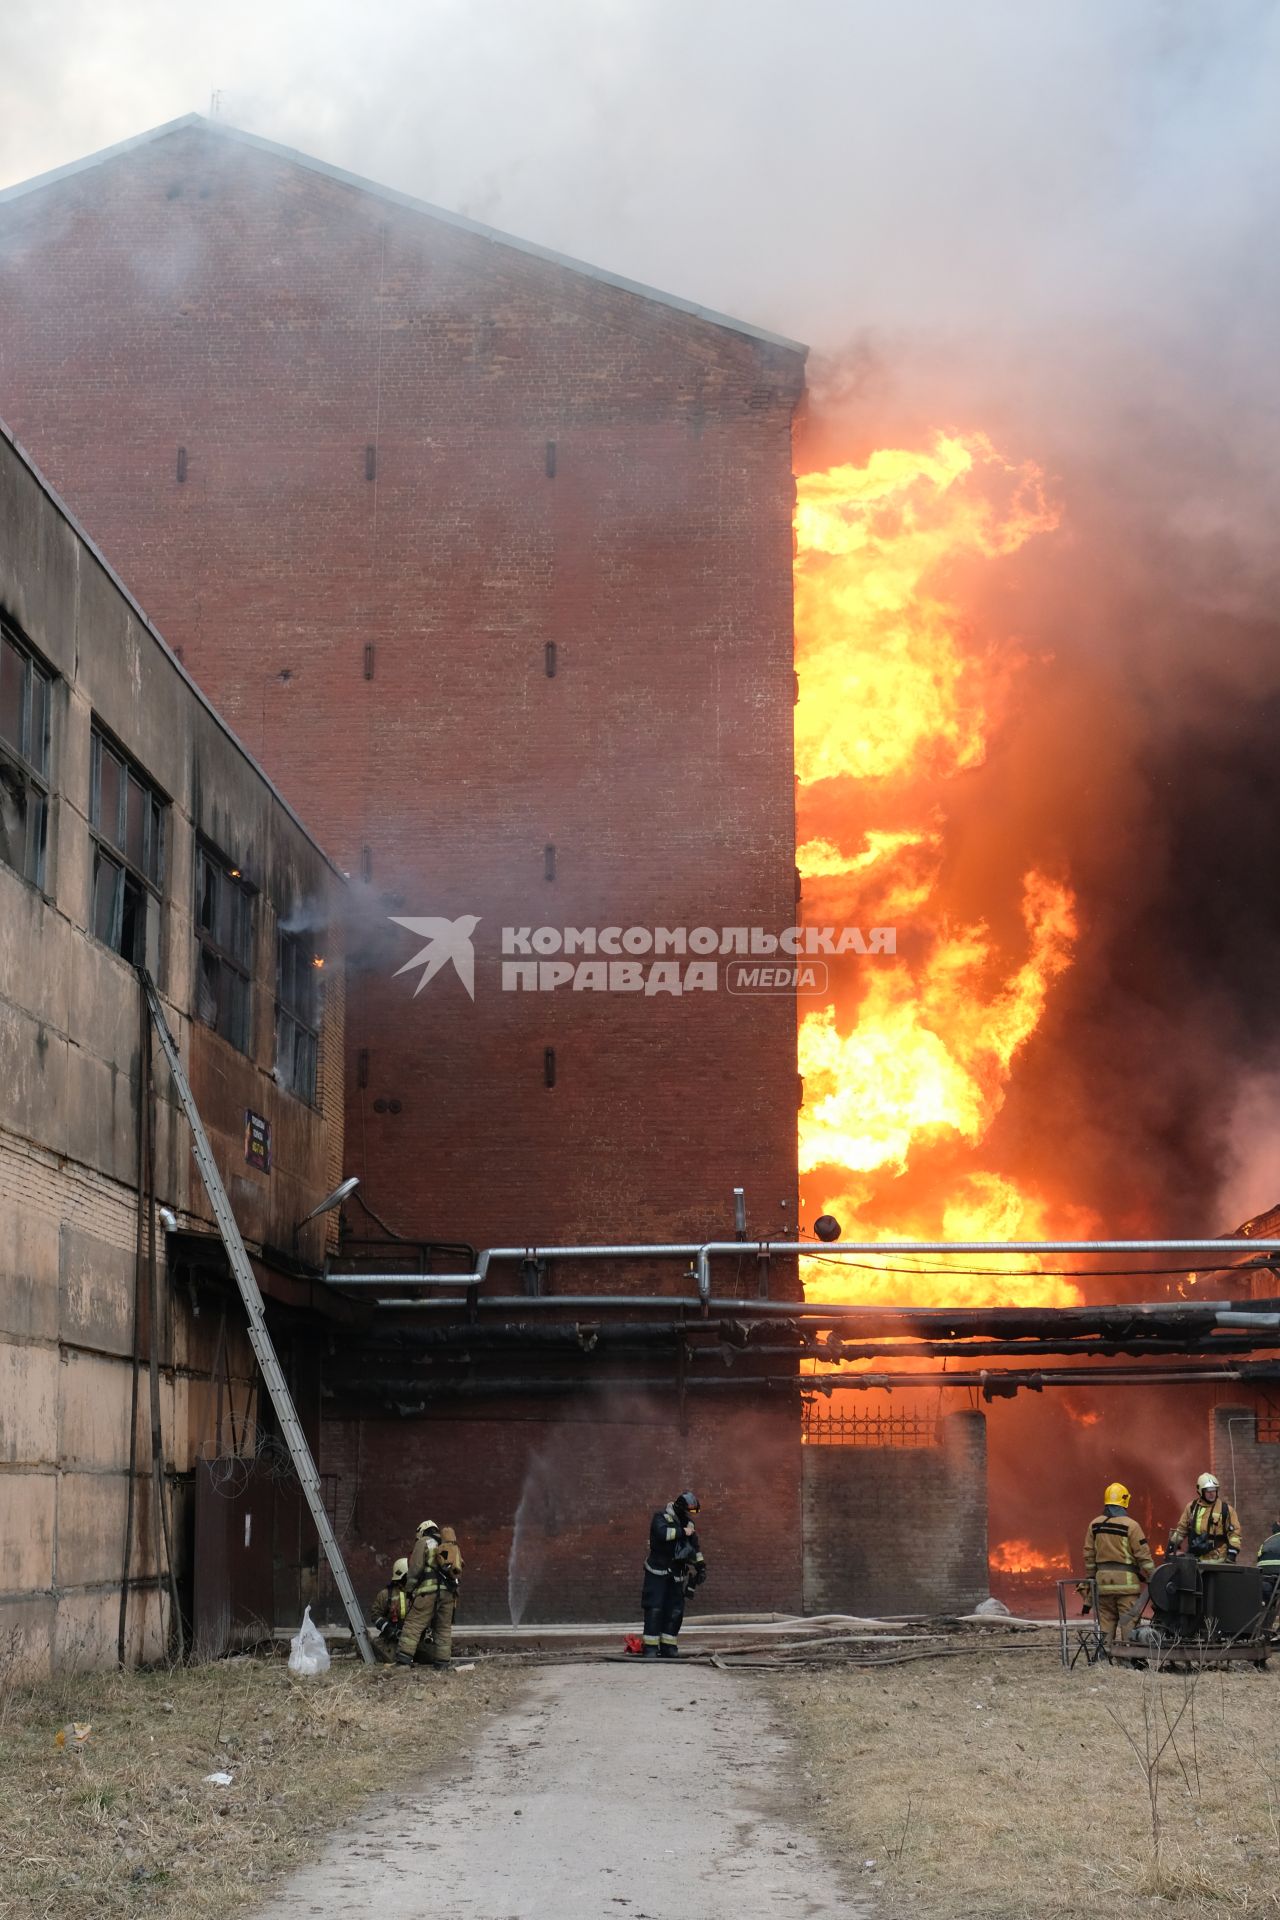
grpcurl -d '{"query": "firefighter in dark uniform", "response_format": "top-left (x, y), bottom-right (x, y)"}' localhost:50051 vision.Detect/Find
top-left (1257, 1517), bottom-right (1280, 1604)
top-left (640, 1490), bottom-right (706, 1659)
top-left (1082, 1482), bottom-right (1155, 1646)
top-left (1168, 1473), bottom-right (1242, 1564)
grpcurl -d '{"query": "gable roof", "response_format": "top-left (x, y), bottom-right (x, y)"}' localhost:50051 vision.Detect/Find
top-left (0, 114), bottom-right (807, 358)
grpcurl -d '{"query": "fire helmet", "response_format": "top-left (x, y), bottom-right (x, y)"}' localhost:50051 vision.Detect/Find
top-left (1103, 1482), bottom-right (1131, 1509)
top-left (1196, 1473), bottom-right (1219, 1497)
top-left (673, 1490), bottom-right (701, 1520)
top-left (417, 1518), bottom-right (441, 1538)
top-left (392, 1557), bottom-right (409, 1581)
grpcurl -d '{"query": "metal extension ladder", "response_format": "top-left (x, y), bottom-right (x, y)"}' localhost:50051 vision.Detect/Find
top-left (140, 971), bottom-right (374, 1665)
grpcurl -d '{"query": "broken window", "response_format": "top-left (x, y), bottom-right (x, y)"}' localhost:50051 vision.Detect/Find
top-left (0, 620), bottom-right (52, 890)
top-left (90, 726), bottom-right (165, 966)
top-left (276, 929), bottom-right (321, 1104)
top-left (195, 841), bottom-right (253, 1053)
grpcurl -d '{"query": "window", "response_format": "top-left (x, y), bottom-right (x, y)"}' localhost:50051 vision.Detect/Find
top-left (90, 727), bottom-right (165, 964)
top-left (0, 620), bottom-right (52, 889)
top-left (276, 931), bottom-right (321, 1104)
top-left (196, 842), bottom-right (253, 1052)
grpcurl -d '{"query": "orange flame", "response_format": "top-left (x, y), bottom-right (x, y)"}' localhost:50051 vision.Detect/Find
top-left (794, 433), bottom-right (1057, 788)
top-left (989, 1538), bottom-right (1070, 1575)
top-left (794, 432), bottom-right (1084, 1313)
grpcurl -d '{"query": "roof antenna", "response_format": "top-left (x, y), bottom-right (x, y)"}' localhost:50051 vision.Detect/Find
top-left (209, 89), bottom-right (223, 119)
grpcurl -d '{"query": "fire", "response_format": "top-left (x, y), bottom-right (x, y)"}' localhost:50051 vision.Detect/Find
top-left (798, 873), bottom-right (1077, 1178)
top-left (989, 1538), bottom-right (1070, 1575)
top-left (794, 432), bottom-right (1084, 1312)
top-left (794, 433), bottom-right (1057, 788)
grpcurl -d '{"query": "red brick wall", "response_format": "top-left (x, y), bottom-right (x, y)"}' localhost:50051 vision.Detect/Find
top-left (1211, 1401), bottom-right (1280, 1562)
top-left (802, 1412), bottom-right (989, 1615)
top-left (322, 1392), bottom-right (803, 1624)
top-left (0, 123), bottom-right (804, 1264)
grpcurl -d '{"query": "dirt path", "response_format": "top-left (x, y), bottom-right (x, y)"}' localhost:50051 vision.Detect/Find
top-left (249, 1663), bottom-right (864, 1919)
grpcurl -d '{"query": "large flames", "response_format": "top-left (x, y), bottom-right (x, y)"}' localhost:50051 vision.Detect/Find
top-left (794, 432), bottom-right (1085, 1311)
top-left (989, 1539), bottom-right (1071, 1576)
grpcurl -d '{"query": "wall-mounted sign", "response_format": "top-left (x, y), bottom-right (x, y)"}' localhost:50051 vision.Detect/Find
top-left (244, 1110), bottom-right (272, 1173)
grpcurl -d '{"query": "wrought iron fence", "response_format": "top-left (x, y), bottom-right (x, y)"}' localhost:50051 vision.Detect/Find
top-left (801, 1403), bottom-right (940, 1447)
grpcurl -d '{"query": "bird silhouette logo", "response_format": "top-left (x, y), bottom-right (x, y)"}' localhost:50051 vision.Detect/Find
top-left (390, 915), bottom-right (481, 1000)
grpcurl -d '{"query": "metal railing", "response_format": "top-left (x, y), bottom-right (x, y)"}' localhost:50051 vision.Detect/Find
top-left (802, 1405), bottom-right (940, 1447)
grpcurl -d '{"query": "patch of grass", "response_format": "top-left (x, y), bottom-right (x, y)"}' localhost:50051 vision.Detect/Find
top-left (771, 1646), bottom-right (1280, 1918)
top-left (0, 1655), bottom-right (523, 1920)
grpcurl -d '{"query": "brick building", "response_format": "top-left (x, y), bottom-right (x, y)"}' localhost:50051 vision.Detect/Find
top-left (802, 1410), bottom-right (988, 1616)
top-left (0, 416), bottom-right (353, 1670)
top-left (0, 116), bottom-right (812, 1621)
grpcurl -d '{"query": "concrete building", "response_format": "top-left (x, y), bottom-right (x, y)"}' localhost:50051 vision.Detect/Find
top-left (0, 118), bottom-right (812, 1622)
top-left (0, 417), bottom-right (352, 1671)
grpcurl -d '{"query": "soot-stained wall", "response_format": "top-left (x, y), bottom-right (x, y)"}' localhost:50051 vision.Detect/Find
top-left (1211, 1402), bottom-right (1280, 1559)
top-left (322, 1391), bottom-right (804, 1624)
top-left (801, 1411), bottom-right (989, 1615)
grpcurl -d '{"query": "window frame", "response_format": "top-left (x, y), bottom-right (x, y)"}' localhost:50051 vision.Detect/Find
top-left (89, 723), bottom-right (166, 965)
top-left (195, 839), bottom-right (255, 1055)
top-left (275, 929), bottom-right (322, 1106)
top-left (0, 617), bottom-right (53, 892)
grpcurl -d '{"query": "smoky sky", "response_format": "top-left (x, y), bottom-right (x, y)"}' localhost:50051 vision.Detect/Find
top-left (1, 1), bottom-right (1277, 364)
top-left (3, 0), bottom-right (1280, 1230)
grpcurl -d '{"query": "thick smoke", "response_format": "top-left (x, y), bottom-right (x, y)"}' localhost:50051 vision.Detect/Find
top-left (4, 0), bottom-right (1277, 1227)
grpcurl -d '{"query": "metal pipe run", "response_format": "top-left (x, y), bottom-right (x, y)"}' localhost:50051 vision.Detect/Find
top-left (323, 1237), bottom-right (1280, 1306)
top-left (691, 1239), bottom-right (1280, 1301)
top-left (329, 1362), bottom-right (1275, 1405)
top-left (357, 1293), bottom-right (1267, 1323)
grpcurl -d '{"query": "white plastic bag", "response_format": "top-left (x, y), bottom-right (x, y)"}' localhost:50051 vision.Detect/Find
top-left (288, 1605), bottom-right (331, 1676)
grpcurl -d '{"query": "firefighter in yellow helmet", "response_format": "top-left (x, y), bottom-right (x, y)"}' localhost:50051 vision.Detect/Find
top-left (396, 1520), bottom-right (442, 1667)
top-left (1168, 1473), bottom-right (1241, 1565)
top-left (1082, 1482), bottom-right (1154, 1647)
top-left (370, 1557), bottom-right (410, 1659)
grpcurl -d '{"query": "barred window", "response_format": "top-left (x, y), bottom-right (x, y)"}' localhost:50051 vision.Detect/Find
top-left (90, 726), bottom-right (165, 965)
top-left (196, 842), bottom-right (253, 1052)
top-left (276, 931), bottom-right (320, 1105)
top-left (0, 620), bottom-right (52, 890)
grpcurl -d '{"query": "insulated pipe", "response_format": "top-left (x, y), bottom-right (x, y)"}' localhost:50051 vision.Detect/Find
top-left (360, 1292), bottom-right (1264, 1316)
top-left (324, 1244), bottom-right (706, 1290)
top-left (324, 1273), bottom-right (485, 1287)
top-left (330, 1363), bottom-right (1269, 1402)
top-left (1216, 1311), bottom-right (1280, 1329)
top-left (692, 1239), bottom-right (1280, 1301)
top-left (322, 1236), bottom-right (1280, 1303)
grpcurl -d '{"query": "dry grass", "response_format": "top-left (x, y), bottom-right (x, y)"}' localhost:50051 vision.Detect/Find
top-left (0, 1651), bottom-right (523, 1920)
top-left (771, 1641), bottom-right (1280, 1918)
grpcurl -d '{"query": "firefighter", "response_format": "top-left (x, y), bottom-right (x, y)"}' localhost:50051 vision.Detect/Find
top-left (371, 1556), bottom-right (410, 1657)
top-left (1257, 1516), bottom-right (1280, 1604)
top-left (1168, 1473), bottom-right (1242, 1564)
top-left (1082, 1482), bottom-right (1155, 1647)
top-left (395, 1519), bottom-right (442, 1668)
top-left (640, 1490), bottom-right (707, 1659)
top-left (370, 1559), bottom-right (410, 1635)
top-left (430, 1525), bottom-right (464, 1667)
